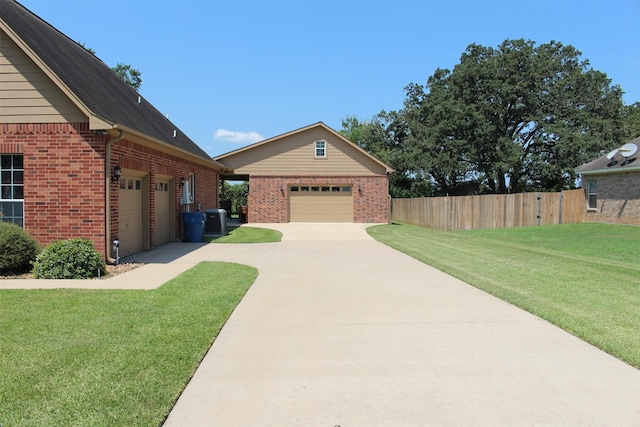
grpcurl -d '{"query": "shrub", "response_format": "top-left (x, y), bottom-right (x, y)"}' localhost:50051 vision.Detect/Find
top-left (0, 221), bottom-right (40, 275)
top-left (33, 238), bottom-right (106, 279)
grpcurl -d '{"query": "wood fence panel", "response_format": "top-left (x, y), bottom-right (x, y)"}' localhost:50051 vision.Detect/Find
top-left (391, 190), bottom-right (586, 231)
top-left (561, 189), bottom-right (587, 224)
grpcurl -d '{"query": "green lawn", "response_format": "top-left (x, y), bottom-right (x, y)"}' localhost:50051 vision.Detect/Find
top-left (367, 222), bottom-right (640, 368)
top-left (206, 225), bottom-right (282, 243)
top-left (0, 261), bottom-right (257, 427)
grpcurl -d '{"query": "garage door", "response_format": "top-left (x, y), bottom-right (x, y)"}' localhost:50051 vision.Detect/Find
top-left (119, 176), bottom-right (143, 257)
top-left (289, 185), bottom-right (353, 222)
top-left (154, 179), bottom-right (173, 246)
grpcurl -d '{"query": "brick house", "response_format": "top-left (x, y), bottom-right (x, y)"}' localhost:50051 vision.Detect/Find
top-left (0, 0), bottom-right (223, 259)
top-left (574, 137), bottom-right (640, 225)
top-left (215, 122), bottom-right (393, 223)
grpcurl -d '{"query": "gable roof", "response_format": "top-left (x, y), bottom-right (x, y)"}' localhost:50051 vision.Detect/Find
top-left (215, 121), bottom-right (394, 173)
top-left (0, 0), bottom-right (219, 166)
top-left (575, 136), bottom-right (640, 175)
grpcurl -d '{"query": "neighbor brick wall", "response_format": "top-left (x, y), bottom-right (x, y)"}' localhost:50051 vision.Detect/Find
top-left (585, 171), bottom-right (640, 225)
top-left (1, 122), bottom-right (219, 257)
top-left (248, 175), bottom-right (390, 223)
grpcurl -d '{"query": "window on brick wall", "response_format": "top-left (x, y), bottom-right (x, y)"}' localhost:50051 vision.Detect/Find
top-left (587, 179), bottom-right (597, 209)
top-left (0, 155), bottom-right (24, 226)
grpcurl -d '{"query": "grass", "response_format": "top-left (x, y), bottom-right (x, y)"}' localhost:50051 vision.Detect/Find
top-left (0, 261), bottom-right (257, 427)
top-left (367, 222), bottom-right (640, 368)
top-left (206, 225), bottom-right (282, 243)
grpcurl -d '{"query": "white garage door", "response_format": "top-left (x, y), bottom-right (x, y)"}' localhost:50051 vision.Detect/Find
top-left (119, 176), bottom-right (143, 257)
top-left (154, 179), bottom-right (172, 246)
top-left (289, 185), bottom-right (353, 222)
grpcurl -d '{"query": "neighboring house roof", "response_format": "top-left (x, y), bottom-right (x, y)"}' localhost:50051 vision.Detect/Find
top-left (575, 136), bottom-right (640, 175)
top-left (0, 0), bottom-right (219, 166)
top-left (215, 121), bottom-right (394, 174)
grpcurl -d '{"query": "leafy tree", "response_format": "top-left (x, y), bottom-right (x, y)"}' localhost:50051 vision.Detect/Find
top-left (622, 102), bottom-right (640, 140)
top-left (220, 181), bottom-right (248, 213)
top-left (112, 63), bottom-right (142, 90)
top-left (403, 39), bottom-right (626, 193)
top-left (80, 42), bottom-right (142, 90)
top-left (341, 115), bottom-right (433, 198)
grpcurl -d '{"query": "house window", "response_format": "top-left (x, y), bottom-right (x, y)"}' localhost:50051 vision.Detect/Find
top-left (0, 155), bottom-right (24, 226)
top-left (587, 179), bottom-right (597, 209)
top-left (315, 140), bottom-right (326, 158)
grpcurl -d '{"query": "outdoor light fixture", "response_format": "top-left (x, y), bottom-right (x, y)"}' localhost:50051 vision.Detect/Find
top-left (111, 165), bottom-right (122, 183)
top-left (180, 177), bottom-right (185, 187)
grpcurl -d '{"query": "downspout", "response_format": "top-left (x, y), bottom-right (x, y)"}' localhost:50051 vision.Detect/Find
top-left (105, 130), bottom-right (125, 264)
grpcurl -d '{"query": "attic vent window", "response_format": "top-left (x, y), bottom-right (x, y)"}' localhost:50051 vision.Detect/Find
top-left (315, 140), bottom-right (326, 158)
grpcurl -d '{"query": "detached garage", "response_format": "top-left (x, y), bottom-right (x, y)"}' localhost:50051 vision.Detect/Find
top-left (215, 122), bottom-right (393, 223)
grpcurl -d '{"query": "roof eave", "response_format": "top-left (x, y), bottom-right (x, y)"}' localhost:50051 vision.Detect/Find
top-left (575, 166), bottom-right (640, 176)
top-left (112, 124), bottom-right (224, 170)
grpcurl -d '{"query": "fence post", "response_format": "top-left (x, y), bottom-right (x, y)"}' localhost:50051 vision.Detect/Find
top-left (559, 192), bottom-right (563, 224)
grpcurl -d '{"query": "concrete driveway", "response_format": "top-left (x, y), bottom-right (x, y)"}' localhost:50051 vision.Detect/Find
top-left (164, 223), bottom-right (640, 426)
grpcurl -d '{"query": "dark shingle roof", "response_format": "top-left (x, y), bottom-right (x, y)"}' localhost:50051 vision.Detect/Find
top-left (1, 0), bottom-right (214, 162)
top-left (575, 136), bottom-right (640, 175)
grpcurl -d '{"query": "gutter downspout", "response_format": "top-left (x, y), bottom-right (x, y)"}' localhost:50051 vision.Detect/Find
top-left (105, 130), bottom-right (125, 264)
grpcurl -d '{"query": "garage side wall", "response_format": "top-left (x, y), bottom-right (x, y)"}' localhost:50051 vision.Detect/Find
top-left (112, 140), bottom-right (219, 248)
top-left (249, 175), bottom-right (390, 223)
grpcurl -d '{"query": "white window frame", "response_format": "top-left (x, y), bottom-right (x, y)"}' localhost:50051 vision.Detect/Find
top-left (587, 179), bottom-right (597, 210)
top-left (0, 154), bottom-right (24, 226)
top-left (315, 140), bottom-right (326, 158)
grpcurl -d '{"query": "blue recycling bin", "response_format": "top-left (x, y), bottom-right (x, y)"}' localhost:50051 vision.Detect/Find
top-left (182, 212), bottom-right (205, 242)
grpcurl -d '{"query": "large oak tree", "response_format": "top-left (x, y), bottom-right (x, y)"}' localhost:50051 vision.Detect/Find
top-left (345, 39), bottom-right (629, 196)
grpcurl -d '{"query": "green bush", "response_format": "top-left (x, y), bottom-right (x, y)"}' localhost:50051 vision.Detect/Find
top-left (33, 238), bottom-right (106, 279)
top-left (0, 221), bottom-right (40, 275)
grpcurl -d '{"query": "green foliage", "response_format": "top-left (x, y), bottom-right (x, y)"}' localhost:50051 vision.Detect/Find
top-left (622, 102), bottom-right (640, 140)
top-left (341, 115), bottom-right (434, 198)
top-left (0, 222), bottom-right (40, 275)
top-left (220, 181), bottom-right (249, 213)
top-left (32, 238), bottom-right (106, 279)
top-left (345, 39), bottom-right (629, 195)
top-left (112, 63), bottom-right (142, 90)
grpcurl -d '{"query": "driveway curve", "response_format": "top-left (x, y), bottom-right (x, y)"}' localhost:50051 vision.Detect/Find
top-left (164, 223), bottom-right (640, 426)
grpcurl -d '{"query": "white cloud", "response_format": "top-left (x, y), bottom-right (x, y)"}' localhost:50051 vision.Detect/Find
top-left (214, 129), bottom-right (264, 144)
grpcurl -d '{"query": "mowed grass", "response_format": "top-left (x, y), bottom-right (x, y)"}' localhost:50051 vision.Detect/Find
top-left (0, 261), bottom-right (257, 427)
top-left (206, 226), bottom-right (282, 243)
top-left (367, 222), bottom-right (640, 368)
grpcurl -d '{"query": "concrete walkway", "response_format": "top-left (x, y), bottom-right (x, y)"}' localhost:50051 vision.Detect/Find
top-left (163, 223), bottom-right (640, 426)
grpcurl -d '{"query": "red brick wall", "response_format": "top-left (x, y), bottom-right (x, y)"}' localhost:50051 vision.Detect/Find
top-left (1, 123), bottom-right (219, 256)
top-left (248, 175), bottom-right (390, 223)
top-left (1, 123), bottom-right (106, 252)
top-left (112, 140), bottom-right (219, 247)
top-left (585, 171), bottom-right (640, 225)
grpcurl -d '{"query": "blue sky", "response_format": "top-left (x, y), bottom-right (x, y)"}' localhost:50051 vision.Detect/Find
top-left (20, 0), bottom-right (640, 157)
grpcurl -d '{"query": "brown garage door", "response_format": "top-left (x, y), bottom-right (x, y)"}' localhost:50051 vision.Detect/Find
top-left (119, 176), bottom-right (143, 257)
top-left (154, 179), bottom-right (173, 246)
top-left (289, 185), bottom-right (353, 222)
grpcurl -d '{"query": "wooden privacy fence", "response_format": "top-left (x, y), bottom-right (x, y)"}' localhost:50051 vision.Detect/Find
top-left (391, 189), bottom-right (586, 231)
